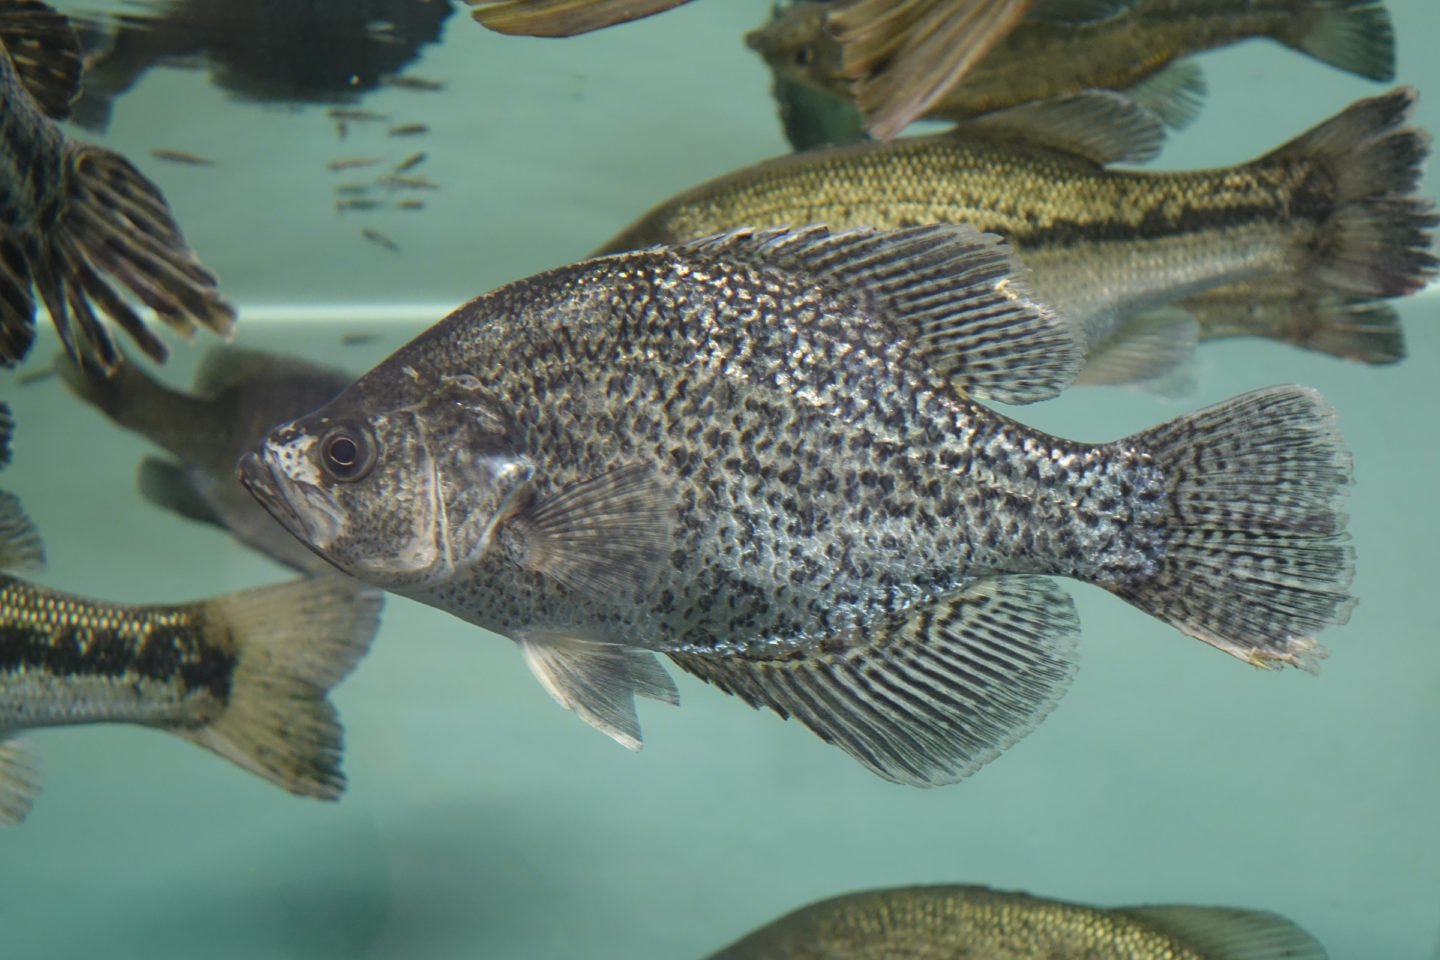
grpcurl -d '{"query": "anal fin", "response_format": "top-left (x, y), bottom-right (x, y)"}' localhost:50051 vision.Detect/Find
top-left (668, 575), bottom-right (1080, 786)
top-left (1073, 307), bottom-right (1198, 388)
top-left (1125, 59), bottom-right (1207, 130)
top-left (0, 738), bottom-right (40, 825)
top-left (520, 633), bottom-right (679, 751)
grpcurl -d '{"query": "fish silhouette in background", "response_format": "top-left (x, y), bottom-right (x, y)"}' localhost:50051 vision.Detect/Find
top-left (242, 224), bottom-right (1354, 785)
top-left (69, 0), bottom-right (455, 132)
top-left (0, 0), bottom-right (233, 371)
top-left (0, 403), bottom-right (382, 824)
top-left (704, 885), bottom-right (1328, 959)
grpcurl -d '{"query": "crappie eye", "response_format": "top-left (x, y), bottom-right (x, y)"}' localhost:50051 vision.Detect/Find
top-left (319, 424), bottom-right (376, 482)
top-left (793, 45), bottom-right (814, 67)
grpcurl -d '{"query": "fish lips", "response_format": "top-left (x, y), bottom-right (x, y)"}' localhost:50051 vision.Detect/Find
top-left (238, 450), bottom-right (345, 551)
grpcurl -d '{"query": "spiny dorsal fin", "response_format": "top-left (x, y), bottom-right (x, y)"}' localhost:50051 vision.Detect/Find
top-left (519, 633), bottom-right (679, 751)
top-left (667, 575), bottom-right (1081, 785)
top-left (957, 89), bottom-right (1165, 164)
top-left (0, 0), bottom-right (83, 120)
top-left (1125, 59), bottom-right (1207, 130)
top-left (675, 224), bottom-right (1082, 405)
top-left (1119, 906), bottom-right (1327, 960)
top-left (1028, 0), bottom-right (1136, 23)
top-left (0, 491), bottom-right (45, 572)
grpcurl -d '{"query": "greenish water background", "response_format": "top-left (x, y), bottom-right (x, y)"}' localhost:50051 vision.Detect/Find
top-left (1, 2), bottom-right (1438, 957)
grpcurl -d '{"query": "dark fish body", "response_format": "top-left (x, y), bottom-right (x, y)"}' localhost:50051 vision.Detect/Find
top-left (751, 0), bottom-right (1393, 132)
top-left (600, 89), bottom-right (1435, 376)
top-left (58, 346), bottom-right (353, 576)
top-left (0, 0), bottom-right (233, 370)
top-left (243, 226), bottom-right (1354, 783)
top-left (706, 885), bottom-right (1328, 959)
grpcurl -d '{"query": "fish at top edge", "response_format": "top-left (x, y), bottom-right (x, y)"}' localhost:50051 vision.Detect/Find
top-left (56, 344), bottom-right (356, 576)
top-left (0, 401), bottom-right (382, 825)
top-left (0, 0), bottom-right (233, 373)
top-left (597, 87), bottom-right (1436, 384)
top-left (749, 0), bottom-right (1394, 146)
top-left (241, 224), bottom-right (1354, 786)
top-left (703, 884), bottom-right (1329, 959)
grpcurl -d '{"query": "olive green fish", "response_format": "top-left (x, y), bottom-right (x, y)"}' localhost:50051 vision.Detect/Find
top-left (0, 404), bottom-right (381, 824)
top-left (705, 885), bottom-right (1327, 959)
top-left (750, 0), bottom-right (1393, 144)
top-left (0, 0), bottom-right (233, 372)
top-left (600, 87), bottom-right (1435, 379)
top-left (241, 224), bottom-right (1353, 785)
top-left (57, 345), bottom-right (354, 575)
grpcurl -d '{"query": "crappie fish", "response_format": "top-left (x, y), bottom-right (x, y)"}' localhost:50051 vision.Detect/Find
top-left (57, 345), bottom-right (354, 575)
top-left (468, 0), bottom-right (1033, 140)
top-left (599, 88), bottom-right (1436, 382)
top-left (241, 224), bottom-right (1354, 785)
top-left (705, 885), bottom-right (1327, 959)
top-left (0, 404), bottom-right (382, 823)
top-left (750, 0), bottom-right (1393, 140)
top-left (0, 0), bottom-right (233, 372)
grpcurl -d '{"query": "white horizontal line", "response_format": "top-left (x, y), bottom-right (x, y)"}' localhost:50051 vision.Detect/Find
top-left (233, 302), bottom-right (463, 324)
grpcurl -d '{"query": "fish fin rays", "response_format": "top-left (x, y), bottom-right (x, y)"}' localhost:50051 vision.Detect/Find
top-left (510, 464), bottom-right (675, 597)
top-left (1124, 59), bottom-right (1207, 131)
top-left (1285, 0), bottom-right (1394, 82)
top-left (178, 577), bottom-right (381, 800)
top-left (1112, 387), bottom-right (1354, 672)
top-left (519, 633), bottom-right (679, 751)
top-left (668, 575), bottom-right (1080, 786)
top-left (0, 491), bottom-right (45, 572)
top-left (0, 237), bottom-right (36, 367)
top-left (1117, 906), bottom-right (1328, 960)
top-left (676, 224), bottom-right (1081, 404)
top-left (1073, 307), bottom-right (1198, 389)
top-left (0, 0), bottom-right (84, 119)
top-left (958, 89), bottom-right (1165, 164)
top-left (0, 738), bottom-right (40, 825)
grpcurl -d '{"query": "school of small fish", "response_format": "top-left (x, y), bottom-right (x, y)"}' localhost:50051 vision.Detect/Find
top-left (2, 0), bottom-right (1436, 954)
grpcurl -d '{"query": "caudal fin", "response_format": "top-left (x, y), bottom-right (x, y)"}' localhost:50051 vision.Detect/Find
top-left (1262, 87), bottom-right (1436, 300)
top-left (1108, 387), bottom-right (1354, 671)
top-left (178, 577), bottom-right (382, 800)
top-left (1284, 0), bottom-right (1395, 82)
top-left (24, 143), bottom-right (235, 372)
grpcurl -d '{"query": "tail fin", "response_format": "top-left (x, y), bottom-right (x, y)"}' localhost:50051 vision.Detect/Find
top-left (1261, 86), bottom-right (1436, 300)
top-left (1285, 0), bottom-right (1395, 82)
top-left (1108, 387), bottom-right (1354, 671)
top-left (33, 142), bottom-right (234, 372)
top-left (177, 577), bottom-right (382, 800)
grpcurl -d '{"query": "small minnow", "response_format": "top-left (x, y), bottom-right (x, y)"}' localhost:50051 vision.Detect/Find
top-left (361, 228), bottom-right (400, 252)
top-left (326, 107), bottom-right (387, 123)
top-left (394, 152), bottom-right (427, 172)
top-left (376, 174), bottom-right (439, 190)
top-left (0, 405), bottom-right (381, 825)
top-left (397, 199), bottom-right (425, 211)
top-left (336, 198), bottom-right (383, 213)
top-left (382, 74), bottom-right (445, 92)
top-left (325, 156), bottom-right (384, 172)
top-left (388, 123), bottom-right (429, 136)
top-left (341, 332), bottom-right (382, 346)
top-left (242, 224), bottom-right (1355, 784)
top-left (334, 183), bottom-right (374, 197)
top-left (149, 147), bottom-right (215, 166)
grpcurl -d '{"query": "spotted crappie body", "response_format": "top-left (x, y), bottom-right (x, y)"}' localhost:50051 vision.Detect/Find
top-left (245, 226), bottom-right (1354, 784)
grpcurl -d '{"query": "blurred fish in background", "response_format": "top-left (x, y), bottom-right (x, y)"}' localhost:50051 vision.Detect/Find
top-left (0, 403), bottom-right (382, 825)
top-left (67, 0), bottom-right (455, 131)
top-left (0, 0), bottom-right (232, 372)
top-left (704, 885), bottom-right (1328, 959)
top-left (57, 345), bottom-right (354, 576)
top-left (750, 0), bottom-right (1395, 150)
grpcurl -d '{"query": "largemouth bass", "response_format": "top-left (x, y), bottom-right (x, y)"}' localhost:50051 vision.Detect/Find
top-left (0, 0), bottom-right (233, 372)
top-left (58, 345), bottom-right (354, 575)
top-left (240, 225), bottom-right (1353, 785)
top-left (599, 88), bottom-right (1435, 380)
top-left (705, 885), bottom-right (1327, 959)
top-left (750, 0), bottom-right (1393, 136)
top-left (0, 404), bottom-right (382, 824)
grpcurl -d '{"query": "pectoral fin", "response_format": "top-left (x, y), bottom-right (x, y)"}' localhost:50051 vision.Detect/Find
top-left (509, 464), bottom-right (673, 597)
top-left (668, 575), bottom-right (1080, 785)
top-left (0, 491), bottom-right (45, 572)
top-left (0, 738), bottom-right (40, 825)
top-left (519, 633), bottom-right (679, 751)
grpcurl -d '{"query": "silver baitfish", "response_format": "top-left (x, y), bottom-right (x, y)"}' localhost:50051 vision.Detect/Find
top-left (58, 345), bottom-right (354, 576)
top-left (0, 404), bottom-right (382, 823)
top-left (241, 225), bottom-right (1354, 785)
top-left (0, 0), bottom-right (233, 372)
top-left (705, 885), bottom-right (1327, 959)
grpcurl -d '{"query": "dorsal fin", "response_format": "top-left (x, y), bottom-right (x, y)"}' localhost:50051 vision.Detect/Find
top-left (957, 90), bottom-right (1165, 164)
top-left (673, 224), bottom-right (1082, 405)
top-left (1118, 906), bottom-right (1327, 959)
top-left (0, 492), bottom-right (45, 572)
top-left (0, 0), bottom-right (83, 120)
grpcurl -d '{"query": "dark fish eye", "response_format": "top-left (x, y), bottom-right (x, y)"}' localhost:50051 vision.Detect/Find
top-left (794, 45), bottom-right (814, 67)
top-left (319, 424), bottom-right (375, 482)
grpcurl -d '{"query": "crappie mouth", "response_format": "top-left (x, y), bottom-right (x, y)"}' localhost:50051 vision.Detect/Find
top-left (238, 448), bottom-right (348, 552)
